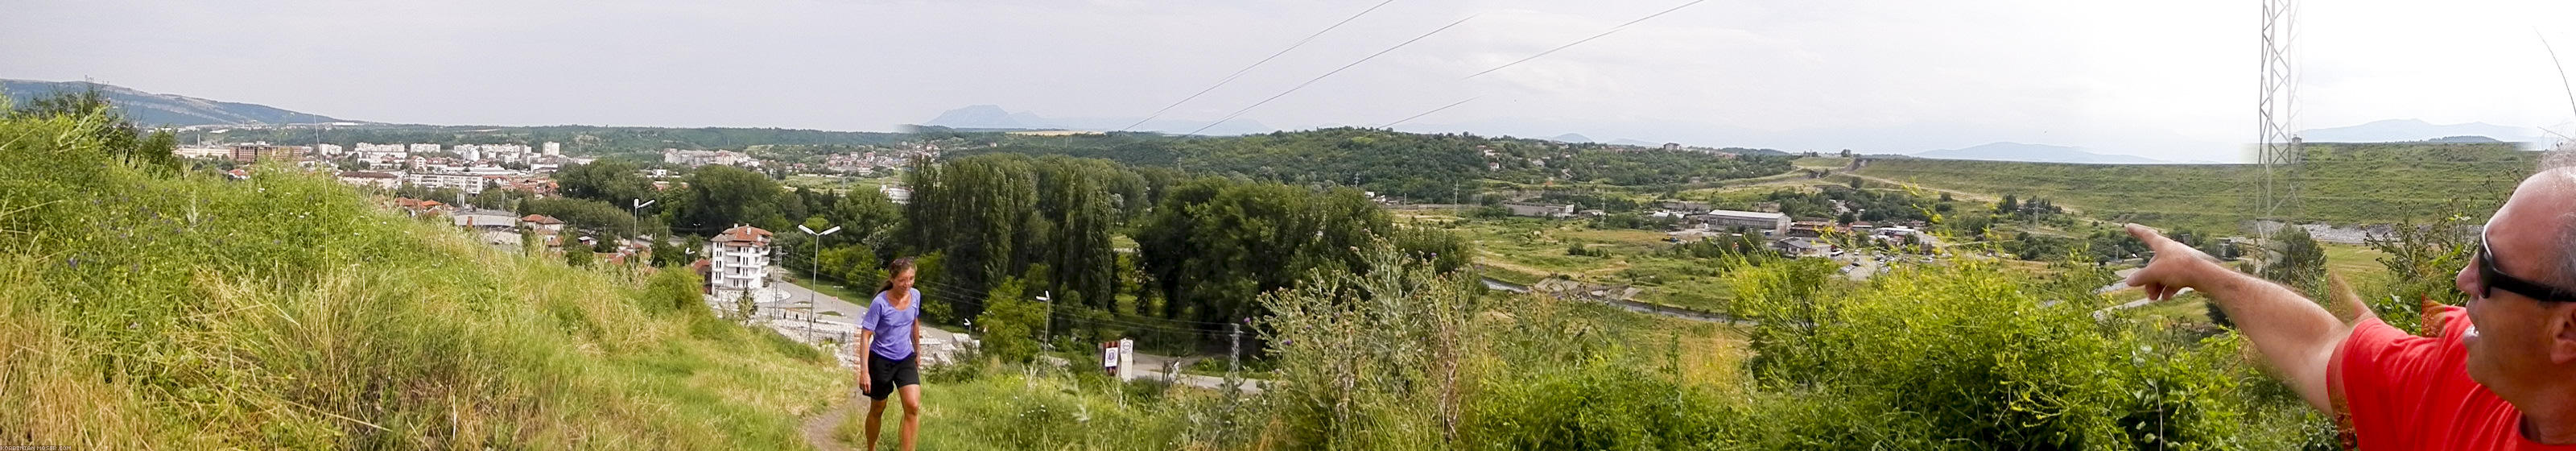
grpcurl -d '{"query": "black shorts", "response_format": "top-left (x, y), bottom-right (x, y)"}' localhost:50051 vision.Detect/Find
top-left (865, 353), bottom-right (920, 399)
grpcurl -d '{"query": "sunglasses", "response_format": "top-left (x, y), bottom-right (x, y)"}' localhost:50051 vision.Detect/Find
top-left (2477, 238), bottom-right (2576, 303)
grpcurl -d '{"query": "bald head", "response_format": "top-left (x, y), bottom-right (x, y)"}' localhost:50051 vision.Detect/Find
top-left (2504, 166), bottom-right (2576, 288)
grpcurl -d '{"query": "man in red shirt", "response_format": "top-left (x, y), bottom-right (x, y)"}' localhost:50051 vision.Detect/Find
top-left (2124, 167), bottom-right (2576, 449)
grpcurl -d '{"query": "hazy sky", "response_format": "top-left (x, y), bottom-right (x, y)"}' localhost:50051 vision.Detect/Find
top-left (10, 0), bottom-right (2576, 161)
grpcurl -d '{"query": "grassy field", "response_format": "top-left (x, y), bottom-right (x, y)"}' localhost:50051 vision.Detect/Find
top-left (1396, 209), bottom-right (1752, 313)
top-left (2, 113), bottom-right (846, 448)
top-left (1856, 143), bottom-right (2537, 233)
top-left (1790, 156), bottom-right (1852, 169)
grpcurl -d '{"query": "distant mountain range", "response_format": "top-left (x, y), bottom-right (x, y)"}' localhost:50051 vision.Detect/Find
top-left (2297, 118), bottom-right (2541, 143)
top-left (922, 105), bottom-right (1271, 135)
top-left (1, 79), bottom-right (355, 126)
top-left (1547, 133), bottom-right (1592, 143)
top-left (1911, 142), bottom-right (2164, 164)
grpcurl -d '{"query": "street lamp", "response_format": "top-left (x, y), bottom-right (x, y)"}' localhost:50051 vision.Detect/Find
top-left (630, 198), bottom-right (657, 251)
top-left (1035, 291), bottom-right (1052, 353)
top-left (797, 224), bottom-right (841, 338)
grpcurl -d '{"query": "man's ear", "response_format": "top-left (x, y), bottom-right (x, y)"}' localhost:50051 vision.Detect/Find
top-left (2553, 304), bottom-right (2576, 365)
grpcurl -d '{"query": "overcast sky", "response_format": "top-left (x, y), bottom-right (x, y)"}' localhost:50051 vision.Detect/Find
top-left (9, 0), bottom-right (2576, 162)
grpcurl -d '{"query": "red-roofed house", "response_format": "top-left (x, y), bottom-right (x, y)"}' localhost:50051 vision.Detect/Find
top-left (519, 214), bottom-right (566, 234)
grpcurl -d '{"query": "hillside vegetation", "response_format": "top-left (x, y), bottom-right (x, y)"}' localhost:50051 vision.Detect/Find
top-left (1856, 143), bottom-right (2537, 232)
top-left (1, 106), bottom-right (845, 448)
top-left (948, 127), bottom-right (1794, 201)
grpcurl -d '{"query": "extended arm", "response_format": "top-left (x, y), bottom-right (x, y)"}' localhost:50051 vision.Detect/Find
top-left (2122, 224), bottom-right (2352, 412)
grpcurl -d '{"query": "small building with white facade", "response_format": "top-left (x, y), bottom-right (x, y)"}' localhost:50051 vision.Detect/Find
top-left (1699, 209), bottom-right (1792, 237)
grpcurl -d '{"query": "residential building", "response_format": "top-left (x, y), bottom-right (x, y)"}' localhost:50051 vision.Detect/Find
top-left (315, 143), bottom-right (345, 155)
top-left (1501, 201), bottom-right (1575, 218)
top-left (174, 145), bottom-right (230, 159)
top-left (1786, 221), bottom-right (1837, 238)
top-left (705, 224), bottom-right (774, 300)
top-left (408, 143), bottom-right (441, 155)
top-left (1770, 237), bottom-right (1834, 257)
top-left (404, 172), bottom-right (485, 194)
top-left (451, 209), bottom-right (518, 230)
top-left (394, 198), bottom-right (450, 217)
top-left (229, 144), bottom-right (305, 163)
top-left (519, 214), bottom-right (566, 234)
top-left (881, 184), bottom-right (913, 205)
top-left (542, 142), bottom-right (562, 155)
top-left (335, 171), bottom-right (402, 189)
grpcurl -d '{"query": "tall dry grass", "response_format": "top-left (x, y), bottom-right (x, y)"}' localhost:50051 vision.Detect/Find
top-left (0, 107), bottom-right (846, 449)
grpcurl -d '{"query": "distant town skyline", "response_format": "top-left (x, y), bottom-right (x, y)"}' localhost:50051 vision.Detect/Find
top-left (10, 0), bottom-right (2576, 162)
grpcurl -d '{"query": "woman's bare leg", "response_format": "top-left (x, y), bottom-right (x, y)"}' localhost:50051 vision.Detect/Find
top-left (865, 399), bottom-right (889, 450)
top-left (898, 385), bottom-right (923, 451)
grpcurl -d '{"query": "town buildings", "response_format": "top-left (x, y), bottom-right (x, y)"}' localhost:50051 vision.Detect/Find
top-left (228, 144), bottom-right (304, 163)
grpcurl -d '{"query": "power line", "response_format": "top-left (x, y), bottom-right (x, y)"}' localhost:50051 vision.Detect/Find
top-left (1384, 96), bottom-right (1477, 128)
top-left (1121, 0), bottom-right (1405, 131)
top-left (1187, 14), bottom-right (1479, 135)
top-left (1461, 0), bottom-right (1707, 80)
top-left (907, 279), bottom-right (1234, 330)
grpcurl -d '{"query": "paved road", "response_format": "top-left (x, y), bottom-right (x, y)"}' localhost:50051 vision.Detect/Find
top-left (769, 280), bottom-right (969, 368)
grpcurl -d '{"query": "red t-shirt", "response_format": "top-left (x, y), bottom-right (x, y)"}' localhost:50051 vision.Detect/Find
top-left (2331, 306), bottom-right (2576, 449)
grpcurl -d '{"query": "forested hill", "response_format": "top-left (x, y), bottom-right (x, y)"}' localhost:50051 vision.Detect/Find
top-left (2, 79), bottom-right (349, 126)
top-left (943, 127), bottom-right (1798, 201)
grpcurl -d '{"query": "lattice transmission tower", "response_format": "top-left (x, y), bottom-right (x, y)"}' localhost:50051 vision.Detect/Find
top-left (2256, 0), bottom-right (2302, 225)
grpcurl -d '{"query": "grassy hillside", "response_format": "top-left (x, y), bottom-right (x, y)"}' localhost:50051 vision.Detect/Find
top-left (1855, 143), bottom-right (2537, 233)
top-left (0, 110), bottom-right (846, 448)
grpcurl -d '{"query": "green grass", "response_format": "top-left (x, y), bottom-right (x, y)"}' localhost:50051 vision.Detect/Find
top-left (1399, 212), bottom-right (1752, 312)
top-left (837, 362), bottom-right (1230, 450)
top-left (0, 112), bottom-right (846, 448)
top-left (1790, 156), bottom-right (1852, 169)
top-left (1857, 143), bottom-right (2536, 233)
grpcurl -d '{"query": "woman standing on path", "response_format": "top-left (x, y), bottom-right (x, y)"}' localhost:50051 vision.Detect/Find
top-left (855, 258), bottom-right (923, 451)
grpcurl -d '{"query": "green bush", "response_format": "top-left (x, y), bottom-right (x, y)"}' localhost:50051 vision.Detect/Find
top-left (973, 278), bottom-right (1047, 362)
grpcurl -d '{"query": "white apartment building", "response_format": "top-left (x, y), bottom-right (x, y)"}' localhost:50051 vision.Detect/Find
top-left (542, 142), bottom-right (561, 155)
top-left (316, 143), bottom-right (345, 155)
top-left (706, 224), bottom-right (774, 300)
top-left (335, 171), bottom-right (401, 189)
top-left (174, 145), bottom-right (231, 159)
top-left (408, 143), bottom-right (442, 154)
top-left (404, 172), bottom-right (486, 194)
top-left (357, 151), bottom-right (409, 169)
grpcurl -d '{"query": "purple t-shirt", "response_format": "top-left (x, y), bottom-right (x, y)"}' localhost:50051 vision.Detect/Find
top-left (861, 288), bottom-right (921, 360)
